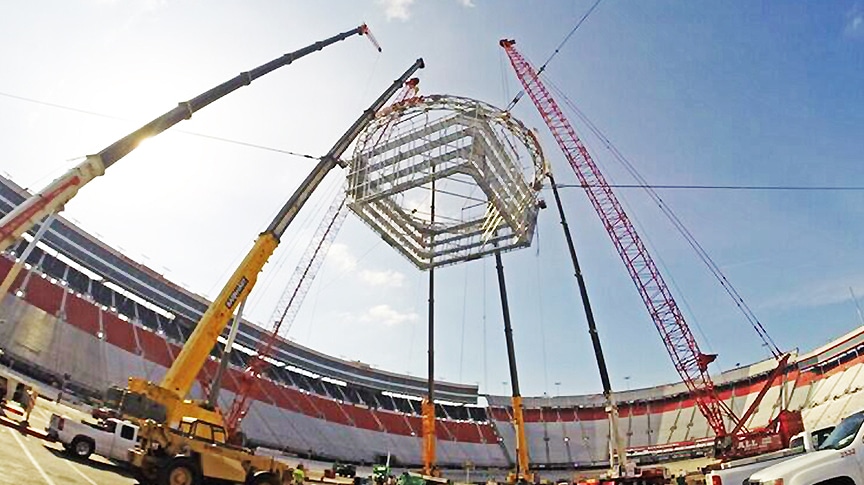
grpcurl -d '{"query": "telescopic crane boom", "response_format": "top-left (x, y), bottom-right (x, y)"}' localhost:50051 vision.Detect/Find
top-left (124, 58), bottom-right (426, 427)
top-left (223, 76), bottom-right (422, 437)
top-left (0, 24), bottom-right (378, 253)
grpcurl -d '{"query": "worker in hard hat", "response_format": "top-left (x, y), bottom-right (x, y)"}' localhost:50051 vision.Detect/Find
top-left (21, 387), bottom-right (37, 425)
top-left (293, 463), bottom-right (306, 485)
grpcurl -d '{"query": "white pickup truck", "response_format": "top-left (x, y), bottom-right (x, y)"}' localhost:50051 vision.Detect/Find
top-left (707, 426), bottom-right (835, 485)
top-left (750, 410), bottom-right (864, 485)
top-left (47, 414), bottom-right (139, 461)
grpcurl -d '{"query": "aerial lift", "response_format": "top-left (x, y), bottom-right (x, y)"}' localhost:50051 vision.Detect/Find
top-left (0, 24), bottom-right (380, 302)
top-left (500, 38), bottom-right (802, 464)
top-left (123, 58), bottom-right (425, 485)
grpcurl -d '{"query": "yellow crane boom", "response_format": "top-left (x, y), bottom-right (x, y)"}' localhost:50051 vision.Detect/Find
top-left (124, 58), bottom-right (426, 427)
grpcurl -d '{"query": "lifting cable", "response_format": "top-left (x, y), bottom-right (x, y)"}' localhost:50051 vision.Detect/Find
top-left (482, 257), bottom-right (489, 393)
top-left (0, 90), bottom-right (321, 161)
top-left (506, 0), bottom-right (605, 111)
top-left (458, 263), bottom-right (469, 382)
top-left (554, 183), bottom-right (864, 192)
top-left (533, 249), bottom-right (550, 395)
top-left (546, 78), bottom-right (782, 357)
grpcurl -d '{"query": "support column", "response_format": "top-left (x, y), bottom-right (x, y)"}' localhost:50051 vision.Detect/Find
top-left (208, 298), bottom-right (246, 409)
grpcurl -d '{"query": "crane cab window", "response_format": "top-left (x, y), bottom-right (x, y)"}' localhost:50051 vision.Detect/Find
top-left (193, 423), bottom-right (213, 442)
top-left (212, 427), bottom-right (226, 445)
top-left (178, 419), bottom-right (226, 444)
top-left (178, 420), bottom-right (194, 436)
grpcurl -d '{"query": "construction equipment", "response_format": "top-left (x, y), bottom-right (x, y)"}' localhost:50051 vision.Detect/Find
top-left (495, 250), bottom-right (534, 485)
top-left (0, 24), bottom-right (380, 255)
top-left (124, 57), bottom-right (424, 485)
top-left (544, 169), bottom-right (635, 480)
top-left (346, 90), bottom-right (544, 483)
top-left (499, 38), bottom-right (802, 463)
top-left (222, 76), bottom-right (422, 438)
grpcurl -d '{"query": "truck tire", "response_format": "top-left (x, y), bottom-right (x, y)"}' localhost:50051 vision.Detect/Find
top-left (159, 457), bottom-right (199, 485)
top-left (247, 472), bottom-right (279, 485)
top-left (70, 436), bottom-right (94, 459)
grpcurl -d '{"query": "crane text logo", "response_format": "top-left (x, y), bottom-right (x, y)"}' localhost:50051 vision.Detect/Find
top-left (226, 277), bottom-right (248, 309)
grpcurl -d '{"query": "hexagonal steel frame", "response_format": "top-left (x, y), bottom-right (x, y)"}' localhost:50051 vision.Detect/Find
top-left (348, 95), bottom-right (545, 270)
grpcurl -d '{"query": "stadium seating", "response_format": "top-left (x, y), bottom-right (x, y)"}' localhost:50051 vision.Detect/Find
top-left (8, 204), bottom-right (864, 469)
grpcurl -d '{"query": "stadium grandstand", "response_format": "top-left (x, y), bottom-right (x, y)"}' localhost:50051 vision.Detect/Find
top-left (1, 172), bottom-right (863, 472)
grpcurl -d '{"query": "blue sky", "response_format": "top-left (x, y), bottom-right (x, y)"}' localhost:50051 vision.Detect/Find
top-left (1, 1), bottom-right (862, 398)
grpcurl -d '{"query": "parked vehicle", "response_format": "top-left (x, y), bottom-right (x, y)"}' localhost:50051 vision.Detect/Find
top-left (47, 413), bottom-right (139, 461)
top-left (334, 463), bottom-right (358, 478)
top-left (749, 411), bottom-right (864, 485)
top-left (706, 425), bottom-right (835, 485)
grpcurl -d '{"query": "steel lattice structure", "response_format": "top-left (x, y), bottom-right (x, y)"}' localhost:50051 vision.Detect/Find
top-left (348, 94), bottom-right (546, 269)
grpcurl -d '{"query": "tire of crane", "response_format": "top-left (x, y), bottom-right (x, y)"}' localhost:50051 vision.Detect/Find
top-left (159, 457), bottom-right (200, 485)
top-left (247, 471), bottom-right (280, 485)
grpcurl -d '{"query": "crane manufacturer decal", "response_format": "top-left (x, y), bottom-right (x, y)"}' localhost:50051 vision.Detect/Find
top-left (226, 277), bottom-right (248, 309)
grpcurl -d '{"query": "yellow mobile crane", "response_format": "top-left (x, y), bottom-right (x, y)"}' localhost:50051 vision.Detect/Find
top-left (124, 58), bottom-right (425, 485)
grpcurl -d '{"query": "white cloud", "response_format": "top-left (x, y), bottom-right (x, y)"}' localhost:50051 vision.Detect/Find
top-left (845, 5), bottom-right (864, 38)
top-left (359, 304), bottom-right (419, 326)
top-left (326, 243), bottom-right (357, 272)
top-left (359, 269), bottom-right (406, 287)
top-left (761, 277), bottom-right (864, 312)
top-left (377, 0), bottom-right (415, 21)
top-left (377, 0), bottom-right (474, 21)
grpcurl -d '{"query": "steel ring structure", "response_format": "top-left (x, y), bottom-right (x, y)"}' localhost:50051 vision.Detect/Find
top-left (348, 95), bottom-right (546, 270)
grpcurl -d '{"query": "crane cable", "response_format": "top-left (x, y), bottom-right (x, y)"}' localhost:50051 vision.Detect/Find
top-left (458, 263), bottom-right (469, 382)
top-left (0, 91), bottom-right (321, 161)
top-left (534, 247), bottom-right (550, 395)
top-left (554, 183), bottom-right (864, 192)
top-left (546, 78), bottom-right (782, 357)
top-left (506, 0), bottom-right (605, 111)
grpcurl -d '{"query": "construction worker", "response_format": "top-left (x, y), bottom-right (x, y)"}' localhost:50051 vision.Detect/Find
top-left (293, 463), bottom-right (306, 485)
top-left (20, 386), bottom-right (36, 425)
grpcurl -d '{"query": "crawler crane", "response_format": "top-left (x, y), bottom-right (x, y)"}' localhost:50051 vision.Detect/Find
top-left (500, 38), bottom-right (802, 466)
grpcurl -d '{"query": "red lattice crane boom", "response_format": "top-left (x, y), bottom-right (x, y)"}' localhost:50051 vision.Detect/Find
top-left (500, 39), bottom-right (802, 459)
top-left (499, 39), bottom-right (736, 435)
